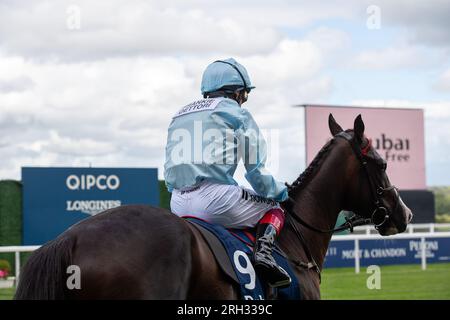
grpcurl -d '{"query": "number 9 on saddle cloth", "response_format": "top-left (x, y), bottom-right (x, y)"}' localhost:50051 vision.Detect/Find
top-left (185, 217), bottom-right (301, 300)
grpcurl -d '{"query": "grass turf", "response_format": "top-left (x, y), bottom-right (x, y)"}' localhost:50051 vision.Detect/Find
top-left (320, 263), bottom-right (450, 300)
top-left (0, 287), bottom-right (14, 300)
top-left (1, 263), bottom-right (449, 300)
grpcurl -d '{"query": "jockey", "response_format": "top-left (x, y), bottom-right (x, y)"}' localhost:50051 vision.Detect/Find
top-left (164, 58), bottom-right (291, 288)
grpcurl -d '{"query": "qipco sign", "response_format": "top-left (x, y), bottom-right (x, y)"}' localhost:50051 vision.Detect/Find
top-left (22, 167), bottom-right (159, 245)
top-left (66, 174), bottom-right (120, 191)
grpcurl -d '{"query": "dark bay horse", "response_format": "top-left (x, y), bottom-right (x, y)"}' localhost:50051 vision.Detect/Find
top-left (15, 114), bottom-right (412, 300)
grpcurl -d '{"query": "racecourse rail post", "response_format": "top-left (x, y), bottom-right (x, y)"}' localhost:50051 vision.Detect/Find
top-left (354, 239), bottom-right (360, 274)
top-left (15, 251), bottom-right (20, 286)
top-left (421, 236), bottom-right (427, 270)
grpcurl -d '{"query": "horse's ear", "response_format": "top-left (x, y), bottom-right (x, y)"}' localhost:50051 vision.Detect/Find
top-left (328, 113), bottom-right (343, 136)
top-left (353, 114), bottom-right (365, 142)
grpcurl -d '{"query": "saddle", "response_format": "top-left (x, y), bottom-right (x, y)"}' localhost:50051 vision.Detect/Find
top-left (185, 217), bottom-right (300, 300)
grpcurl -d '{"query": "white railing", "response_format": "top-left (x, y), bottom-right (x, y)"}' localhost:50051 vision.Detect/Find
top-left (330, 232), bottom-right (450, 273)
top-left (0, 246), bottom-right (40, 286)
top-left (350, 223), bottom-right (450, 235)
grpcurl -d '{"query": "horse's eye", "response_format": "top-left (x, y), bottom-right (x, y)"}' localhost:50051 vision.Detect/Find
top-left (379, 161), bottom-right (387, 171)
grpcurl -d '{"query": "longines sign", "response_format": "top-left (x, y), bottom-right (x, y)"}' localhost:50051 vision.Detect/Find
top-left (22, 167), bottom-right (159, 245)
top-left (304, 105), bottom-right (426, 190)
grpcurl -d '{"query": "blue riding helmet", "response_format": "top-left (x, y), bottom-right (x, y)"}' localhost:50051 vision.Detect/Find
top-left (201, 58), bottom-right (256, 95)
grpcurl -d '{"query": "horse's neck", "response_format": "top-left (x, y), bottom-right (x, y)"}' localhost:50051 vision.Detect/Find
top-left (281, 146), bottom-right (348, 270)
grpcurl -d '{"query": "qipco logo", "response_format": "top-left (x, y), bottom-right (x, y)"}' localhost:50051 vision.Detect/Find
top-left (66, 174), bottom-right (120, 191)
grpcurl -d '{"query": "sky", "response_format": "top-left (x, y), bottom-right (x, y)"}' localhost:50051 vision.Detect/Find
top-left (0, 0), bottom-right (449, 187)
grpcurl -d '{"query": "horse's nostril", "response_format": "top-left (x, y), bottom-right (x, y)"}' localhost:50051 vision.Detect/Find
top-left (408, 212), bottom-right (413, 223)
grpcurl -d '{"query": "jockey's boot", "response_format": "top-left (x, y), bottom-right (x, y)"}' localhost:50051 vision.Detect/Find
top-left (253, 222), bottom-right (292, 288)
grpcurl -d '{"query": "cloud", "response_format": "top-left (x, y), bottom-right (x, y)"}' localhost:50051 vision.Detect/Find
top-left (156, 0), bottom-right (359, 29)
top-left (0, 76), bottom-right (34, 93)
top-left (364, 0), bottom-right (450, 49)
top-left (304, 27), bottom-right (351, 54)
top-left (44, 131), bottom-right (117, 156)
top-left (0, 0), bottom-right (282, 61)
top-left (433, 68), bottom-right (450, 92)
top-left (244, 39), bottom-right (323, 89)
top-left (351, 46), bottom-right (431, 70)
top-left (0, 32), bottom-right (336, 183)
top-left (0, 55), bottom-right (193, 178)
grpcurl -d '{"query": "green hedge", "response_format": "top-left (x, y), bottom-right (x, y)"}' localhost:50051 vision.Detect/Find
top-left (159, 180), bottom-right (171, 210)
top-left (0, 180), bottom-right (22, 272)
top-left (430, 187), bottom-right (450, 215)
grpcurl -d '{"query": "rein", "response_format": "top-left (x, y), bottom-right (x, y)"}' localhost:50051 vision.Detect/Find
top-left (283, 197), bottom-right (371, 234)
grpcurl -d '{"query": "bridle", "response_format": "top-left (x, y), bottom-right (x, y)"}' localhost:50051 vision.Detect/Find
top-left (282, 131), bottom-right (402, 278)
top-left (285, 131), bottom-right (400, 234)
top-left (335, 131), bottom-right (400, 231)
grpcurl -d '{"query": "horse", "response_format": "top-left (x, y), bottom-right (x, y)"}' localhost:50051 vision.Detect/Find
top-left (14, 114), bottom-right (412, 300)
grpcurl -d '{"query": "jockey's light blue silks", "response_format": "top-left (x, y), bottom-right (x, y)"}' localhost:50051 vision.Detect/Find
top-left (164, 97), bottom-right (288, 202)
top-left (165, 57), bottom-right (292, 289)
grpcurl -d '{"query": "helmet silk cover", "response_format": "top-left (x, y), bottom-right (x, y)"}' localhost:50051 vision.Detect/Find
top-left (201, 58), bottom-right (255, 95)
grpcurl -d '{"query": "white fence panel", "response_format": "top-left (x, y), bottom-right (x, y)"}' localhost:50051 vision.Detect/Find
top-left (0, 246), bottom-right (40, 286)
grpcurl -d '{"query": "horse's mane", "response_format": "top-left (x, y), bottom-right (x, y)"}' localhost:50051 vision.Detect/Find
top-left (287, 138), bottom-right (336, 196)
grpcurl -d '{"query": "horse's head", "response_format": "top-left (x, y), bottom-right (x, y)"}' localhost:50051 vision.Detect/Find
top-left (328, 113), bottom-right (413, 235)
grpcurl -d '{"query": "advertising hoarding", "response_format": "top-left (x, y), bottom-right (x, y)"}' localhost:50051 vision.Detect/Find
top-left (22, 167), bottom-right (159, 245)
top-left (324, 237), bottom-right (450, 268)
top-left (304, 105), bottom-right (426, 190)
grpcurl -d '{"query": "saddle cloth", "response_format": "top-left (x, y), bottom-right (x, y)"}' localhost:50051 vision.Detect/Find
top-left (185, 217), bottom-right (300, 300)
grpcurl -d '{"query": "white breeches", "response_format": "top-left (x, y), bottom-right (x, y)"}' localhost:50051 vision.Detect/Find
top-left (170, 181), bottom-right (280, 229)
